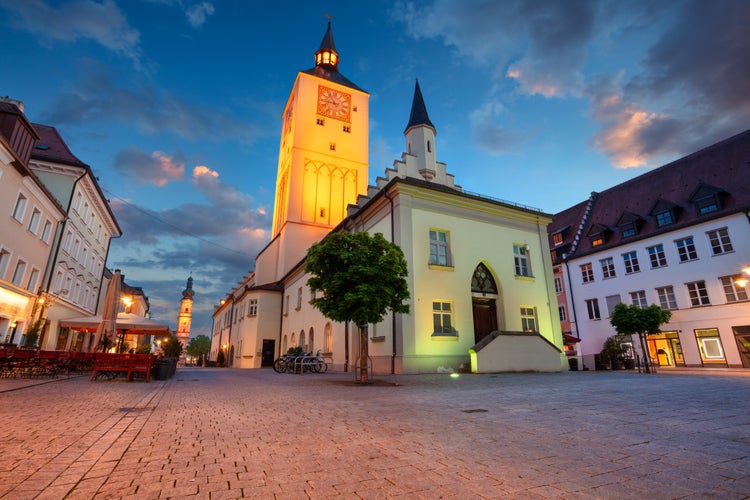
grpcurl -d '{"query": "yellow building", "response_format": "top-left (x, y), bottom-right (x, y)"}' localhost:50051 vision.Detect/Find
top-left (214, 23), bottom-right (565, 373)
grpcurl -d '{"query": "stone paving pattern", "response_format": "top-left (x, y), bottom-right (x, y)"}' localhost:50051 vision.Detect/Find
top-left (1, 368), bottom-right (749, 499)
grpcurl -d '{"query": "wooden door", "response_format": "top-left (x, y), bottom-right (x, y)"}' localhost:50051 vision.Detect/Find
top-left (472, 298), bottom-right (497, 344)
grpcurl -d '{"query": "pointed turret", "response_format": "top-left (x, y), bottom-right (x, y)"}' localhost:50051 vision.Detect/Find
top-left (314, 21), bottom-right (340, 71)
top-left (404, 79), bottom-right (436, 135)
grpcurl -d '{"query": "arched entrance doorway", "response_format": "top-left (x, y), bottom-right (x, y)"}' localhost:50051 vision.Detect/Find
top-left (471, 263), bottom-right (499, 344)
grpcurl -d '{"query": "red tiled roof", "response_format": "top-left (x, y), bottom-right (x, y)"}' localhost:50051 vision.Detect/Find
top-left (30, 123), bottom-right (88, 168)
top-left (550, 129), bottom-right (750, 260)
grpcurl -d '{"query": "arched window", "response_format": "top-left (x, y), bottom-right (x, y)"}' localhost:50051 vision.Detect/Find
top-left (282, 334), bottom-right (288, 353)
top-left (299, 330), bottom-right (306, 352)
top-left (427, 140), bottom-right (431, 153)
top-left (324, 323), bottom-right (333, 353)
top-left (471, 263), bottom-right (497, 294)
top-left (291, 332), bottom-right (296, 347)
top-left (309, 327), bottom-right (315, 353)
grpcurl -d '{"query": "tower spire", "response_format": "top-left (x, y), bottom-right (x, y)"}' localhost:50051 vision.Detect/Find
top-left (404, 79), bottom-right (436, 135)
top-left (314, 21), bottom-right (340, 71)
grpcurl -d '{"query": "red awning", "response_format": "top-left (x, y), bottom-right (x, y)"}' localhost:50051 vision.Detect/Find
top-left (563, 333), bottom-right (581, 343)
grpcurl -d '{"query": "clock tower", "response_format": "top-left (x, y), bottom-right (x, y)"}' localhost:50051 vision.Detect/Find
top-left (176, 276), bottom-right (194, 352)
top-left (269, 22), bottom-right (370, 280)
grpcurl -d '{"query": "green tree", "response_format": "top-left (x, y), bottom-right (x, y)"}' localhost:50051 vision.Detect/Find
top-left (305, 231), bottom-right (410, 382)
top-left (162, 336), bottom-right (183, 358)
top-left (610, 303), bottom-right (671, 373)
top-left (186, 334), bottom-right (211, 363)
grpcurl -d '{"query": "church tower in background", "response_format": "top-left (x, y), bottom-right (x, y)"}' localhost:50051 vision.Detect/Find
top-left (176, 276), bottom-right (194, 351)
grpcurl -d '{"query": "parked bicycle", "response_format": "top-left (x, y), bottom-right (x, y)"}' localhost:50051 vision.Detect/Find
top-left (272, 350), bottom-right (327, 374)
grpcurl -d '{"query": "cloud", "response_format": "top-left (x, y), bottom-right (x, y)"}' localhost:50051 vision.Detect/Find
top-left (0, 0), bottom-right (143, 68)
top-left (186, 2), bottom-right (214, 27)
top-left (41, 63), bottom-right (265, 143)
top-left (469, 101), bottom-right (527, 154)
top-left (114, 146), bottom-right (185, 186)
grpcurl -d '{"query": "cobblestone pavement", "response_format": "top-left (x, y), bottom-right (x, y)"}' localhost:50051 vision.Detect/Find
top-left (1, 368), bottom-right (749, 499)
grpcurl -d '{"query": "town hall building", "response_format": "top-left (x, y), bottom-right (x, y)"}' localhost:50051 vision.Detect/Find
top-left (211, 23), bottom-right (565, 374)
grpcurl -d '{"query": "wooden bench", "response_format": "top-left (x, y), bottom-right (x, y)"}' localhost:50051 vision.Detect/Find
top-left (91, 353), bottom-right (154, 382)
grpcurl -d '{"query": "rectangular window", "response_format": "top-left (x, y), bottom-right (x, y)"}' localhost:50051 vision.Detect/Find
top-left (630, 290), bottom-right (648, 308)
top-left (586, 298), bottom-right (601, 320)
top-left (600, 257), bottom-right (616, 279)
top-left (12, 193), bottom-right (27, 222)
top-left (0, 249), bottom-right (10, 280)
top-left (656, 286), bottom-right (678, 310)
top-left (554, 277), bottom-right (563, 294)
top-left (622, 251), bottom-right (640, 274)
top-left (706, 228), bottom-right (733, 255)
top-left (720, 276), bottom-right (748, 303)
top-left (247, 298), bottom-right (258, 316)
top-left (514, 245), bottom-right (532, 277)
top-left (605, 294), bottom-right (621, 317)
top-left (695, 328), bottom-right (725, 362)
top-left (342, 125), bottom-right (351, 133)
top-left (580, 263), bottom-right (594, 283)
top-left (26, 268), bottom-right (39, 292)
top-left (520, 307), bottom-right (537, 332)
top-left (11, 260), bottom-right (26, 286)
top-left (432, 301), bottom-right (455, 335)
top-left (675, 237), bottom-right (698, 262)
top-left (284, 295), bottom-right (289, 315)
top-left (647, 244), bottom-right (667, 268)
top-left (686, 281), bottom-right (710, 306)
top-left (429, 230), bottom-right (451, 266)
top-left (655, 210), bottom-right (673, 226)
top-left (41, 220), bottom-right (52, 243)
top-left (552, 233), bottom-right (563, 245)
top-left (296, 287), bottom-right (302, 310)
top-left (27, 209), bottom-right (41, 234)
top-left (558, 305), bottom-right (567, 322)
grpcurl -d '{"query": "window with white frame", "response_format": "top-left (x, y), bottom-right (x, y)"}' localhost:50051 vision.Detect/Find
top-left (706, 228), bottom-right (733, 255)
top-left (580, 263), bottom-right (594, 283)
top-left (720, 276), bottom-right (748, 303)
top-left (647, 244), bottom-right (667, 268)
top-left (675, 237), bottom-right (698, 262)
top-left (246, 298), bottom-right (258, 316)
top-left (622, 251), bottom-right (640, 274)
top-left (600, 257), bottom-right (616, 279)
top-left (26, 268), bottom-right (40, 292)
top-left (695, 328), bottom-right (725, 362)
top-left (605, 294), bottom-right (622, 317)
top-left (11, 260), bottom-right (26, 286)
top-left (558, 305), bottom-right (567, 322)
top-left (28, 209), bottom-right (41, 234)
top-left (432, 301), bottom-right (455, 335)
top-left (0, 249), bottom-right (10, 279)
top-left (429, 230), bottom-right (451, 266)
top-left (12, 193), bottom-right (27, 223)
top-left (41, 220), bottom-right (52, 243)
top-left (686, 281), bottom-right (710, 306)
top-left (655, 286), bottom-right (678, 310)
top-left (586, 298), bottom-right (600, 320)
top-left (520, 307), bottom-right (537, 332)
top-left (554, 277), bottom-right (563, 294)
top-left (630, 290), bottom-right (648, 308)
top-left (514, 244), bottom-right (532, 277)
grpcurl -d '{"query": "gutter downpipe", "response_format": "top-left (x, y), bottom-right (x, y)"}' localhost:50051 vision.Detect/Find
top-left (383, 188), bottom-right (397, 374)
top-left (536, 216), bottom-right (557, 350)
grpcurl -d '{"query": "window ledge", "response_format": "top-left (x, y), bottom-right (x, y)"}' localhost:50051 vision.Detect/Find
top-left (370, 336), bottom-right (386, 343)
top-left (431, 332), bottom-right (459, 340)
top-left (514, 275), bottom-right (535, 282)
top-left (428, 264), bottom-right (454, 271)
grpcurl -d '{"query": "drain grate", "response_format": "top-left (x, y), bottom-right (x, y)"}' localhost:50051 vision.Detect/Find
top-left (462, 408), bottom-right (488, 413)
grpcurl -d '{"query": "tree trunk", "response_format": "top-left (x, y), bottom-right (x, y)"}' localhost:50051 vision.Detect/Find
top-left (358, 323), bottom-right (369, 383)
top-left (638, 332), bottom-right (651, 373)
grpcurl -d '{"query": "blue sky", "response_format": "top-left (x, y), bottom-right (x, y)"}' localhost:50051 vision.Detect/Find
top-left (2, 0), bottom-right (748, 337)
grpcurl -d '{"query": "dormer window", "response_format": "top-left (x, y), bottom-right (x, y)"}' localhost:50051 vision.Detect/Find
top-left (586, 223), bottom-right (610, 247)
top-left (650, 198), bottom-right (680, 227)
top-left (689, 183), bottom-right (726, 216)
top-left (551, 226), bottom-right (569, 247)
top-left (616, 212), bottom-right (643, 238)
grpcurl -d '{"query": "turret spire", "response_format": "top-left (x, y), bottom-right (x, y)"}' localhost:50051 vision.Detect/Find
top-left (404, 79), bottom-right (436, 135)
top-left (314, 21), bottom-right (340, 71)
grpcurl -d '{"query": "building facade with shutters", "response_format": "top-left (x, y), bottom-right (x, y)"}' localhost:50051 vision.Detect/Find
top-left (549, 130), bottom-right (750, 370)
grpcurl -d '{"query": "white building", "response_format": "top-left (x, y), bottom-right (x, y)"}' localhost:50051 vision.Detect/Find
top-left (213, 23), bottom-right (565, 374)
top-left (0, 99), bottom-right (66, 345)
top-left (27, 122), bottom-right (122, 351)
top-left (549, 130), bottom-right (750, 369)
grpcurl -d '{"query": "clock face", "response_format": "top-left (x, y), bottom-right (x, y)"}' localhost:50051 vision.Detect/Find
top-left (317, 86), bottom-right (351, 122)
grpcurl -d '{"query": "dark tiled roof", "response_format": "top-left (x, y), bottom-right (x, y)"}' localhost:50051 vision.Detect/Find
top-left (30, 123), bottom-right (88, 168)
top-left (300, 65), bottom-right (365, 93)
top-left (404, 79), bottom-right (436, 134)
top-left (550, 129), bottom-right (750, 260)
